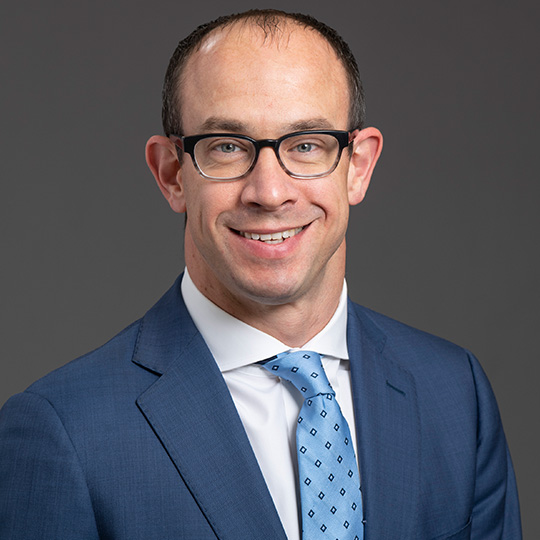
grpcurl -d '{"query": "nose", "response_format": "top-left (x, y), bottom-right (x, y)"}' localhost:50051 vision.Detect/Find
top-left (240, 147), bottom-right (299, 210)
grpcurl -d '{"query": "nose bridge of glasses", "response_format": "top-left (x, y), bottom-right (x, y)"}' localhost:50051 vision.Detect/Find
top-left (252, 138), bottom-right (285, 168)
top-left (256, 138), bottom-right (281, 156)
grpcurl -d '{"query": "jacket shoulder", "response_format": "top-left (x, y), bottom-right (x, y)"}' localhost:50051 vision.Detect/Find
top-left (25, 319), bottom-right (144, 400)
top-left (350, 301), bottom-right (465, 349)
top-left (348, 300), bottom-right (475, 375)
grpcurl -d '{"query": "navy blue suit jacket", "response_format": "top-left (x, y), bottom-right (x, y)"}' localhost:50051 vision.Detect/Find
top-left (0, 275), bottom-right (521, 539)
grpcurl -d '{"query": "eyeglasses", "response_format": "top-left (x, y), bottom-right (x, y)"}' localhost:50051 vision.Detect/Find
top-left (170, 129), bottom-right (357, 181)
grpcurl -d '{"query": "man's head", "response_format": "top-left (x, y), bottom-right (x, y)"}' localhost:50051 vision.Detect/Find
top-left (161, 9), bottom-right (366, 138)
top-left (146, 10), bottom-right (382, 338)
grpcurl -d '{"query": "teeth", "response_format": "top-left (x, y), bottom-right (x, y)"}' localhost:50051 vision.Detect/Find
top-left (240, 227), bottom-right (303, 243)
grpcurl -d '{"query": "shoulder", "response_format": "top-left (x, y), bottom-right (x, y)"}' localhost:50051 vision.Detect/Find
top-left (347, 300), bottom-right (485, 385)
top-left (26, 319), bottom-right (144, 399)
top-left (2, 319), bottom-right (159, 434)
top-left (349, 300), bottom-right (469, 355)
top-left (0, 318), bottom-right (152, 476)
top-left (3, 274), bottom-right (195, 419)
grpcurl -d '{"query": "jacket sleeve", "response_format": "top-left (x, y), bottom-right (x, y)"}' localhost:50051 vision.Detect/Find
top-left (468, 353), bottom-right (522, 539)
top-left (0, 391), bottom-right (100, 539)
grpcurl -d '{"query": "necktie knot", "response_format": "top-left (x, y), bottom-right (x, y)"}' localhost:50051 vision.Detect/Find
top-left (264, 351), bottom-right (335, 399)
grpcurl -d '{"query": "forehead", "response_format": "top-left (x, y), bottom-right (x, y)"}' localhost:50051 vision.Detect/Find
top-left (179, 22), bottom-right (350, 135)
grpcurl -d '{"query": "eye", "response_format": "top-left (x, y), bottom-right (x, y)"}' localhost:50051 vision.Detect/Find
top-left (295, 142), bottom-right (315, 153)
top-left (205, 137), bottom-right (251, 154)
top-left (285, 136), bottom-right (328, 155)
top-left (217, 142), bottom-right (241, 153)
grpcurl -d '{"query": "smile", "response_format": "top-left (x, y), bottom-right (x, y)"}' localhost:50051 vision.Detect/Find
top-left (238, 227), bottom-right (304, 244)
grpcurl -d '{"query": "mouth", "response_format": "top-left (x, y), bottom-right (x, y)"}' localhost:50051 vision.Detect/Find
top-left (237, 226), bottom-right (304, 245)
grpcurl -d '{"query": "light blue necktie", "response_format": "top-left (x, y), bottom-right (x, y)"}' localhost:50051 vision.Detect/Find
top-left (262, 351), bottom-right (364, 540)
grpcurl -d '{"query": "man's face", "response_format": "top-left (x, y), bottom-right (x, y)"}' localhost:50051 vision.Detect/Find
top-left (174, 24), bottom-right (367, 314)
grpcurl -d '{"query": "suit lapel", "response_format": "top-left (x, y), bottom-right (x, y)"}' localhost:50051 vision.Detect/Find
top-left (130, 277), bottom-right (420, 539)
top-left (347, 302), bottom-right (420, 540)
top-left (132, 276), bottom-right (287, 540)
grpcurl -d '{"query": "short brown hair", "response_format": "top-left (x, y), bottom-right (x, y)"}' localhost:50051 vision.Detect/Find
top-left (161, 9), bottom-right (365, 137)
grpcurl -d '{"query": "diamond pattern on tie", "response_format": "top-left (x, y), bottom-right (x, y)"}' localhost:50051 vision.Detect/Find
top-left (262, 351), bottom-right (364, 540)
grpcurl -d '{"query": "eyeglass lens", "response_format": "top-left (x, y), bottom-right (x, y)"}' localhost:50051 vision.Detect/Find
top-left (193, 133), bottom-right (341, 179)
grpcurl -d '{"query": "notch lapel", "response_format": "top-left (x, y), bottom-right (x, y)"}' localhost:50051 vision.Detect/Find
top-left (347, 302), bottom-right (420, 539)
top-left (133, 277), bottom-right (287, 540)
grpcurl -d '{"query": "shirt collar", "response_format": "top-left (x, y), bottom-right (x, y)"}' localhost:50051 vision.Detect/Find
top-left (181, 268), bottom-right (349, 373)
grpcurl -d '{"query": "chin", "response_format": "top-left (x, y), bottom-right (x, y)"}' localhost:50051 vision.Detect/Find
top-left (228, 273), bottom-right (306, 306)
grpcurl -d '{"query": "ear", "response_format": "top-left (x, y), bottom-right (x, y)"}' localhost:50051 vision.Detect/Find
top-left (145, 135), bottom-right (186, 213)
top-left (347, 127), bottom-right (383, 206)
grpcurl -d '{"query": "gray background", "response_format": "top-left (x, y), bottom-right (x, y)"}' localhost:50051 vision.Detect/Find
top-left (1, 0), bottom-right (538, 536)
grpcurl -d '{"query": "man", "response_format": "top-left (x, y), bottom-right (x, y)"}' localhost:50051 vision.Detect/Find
top-left (0, 9), bottom-right (521, 540)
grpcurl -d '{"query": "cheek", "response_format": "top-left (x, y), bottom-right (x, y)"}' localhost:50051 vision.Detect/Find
top-left (321, 184), bottom-right (351, 243)
top-left (310, 178), bottom-right (350, 220)
top-left (183, 181), bottom-right (236, 233)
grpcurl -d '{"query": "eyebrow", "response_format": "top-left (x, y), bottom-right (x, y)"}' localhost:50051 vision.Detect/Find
top-left (284, 118), bottom-right (335, 132)
top-left (198, 118), bottom-right (247, 133)
top-left (195, 117), bottom-right (336, 135)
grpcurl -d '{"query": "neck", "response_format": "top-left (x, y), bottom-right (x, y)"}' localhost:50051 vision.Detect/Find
top-left (185, 244), bottom-right (346, 347)
top-left (216, 277), bottom-right (344, 347)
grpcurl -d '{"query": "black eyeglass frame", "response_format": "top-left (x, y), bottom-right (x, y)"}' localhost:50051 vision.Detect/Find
top-left (169, 129), bottom-right (358, 181)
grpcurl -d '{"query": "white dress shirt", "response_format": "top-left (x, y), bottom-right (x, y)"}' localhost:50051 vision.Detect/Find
top-left (181, 269), bottom-right (358, 540)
